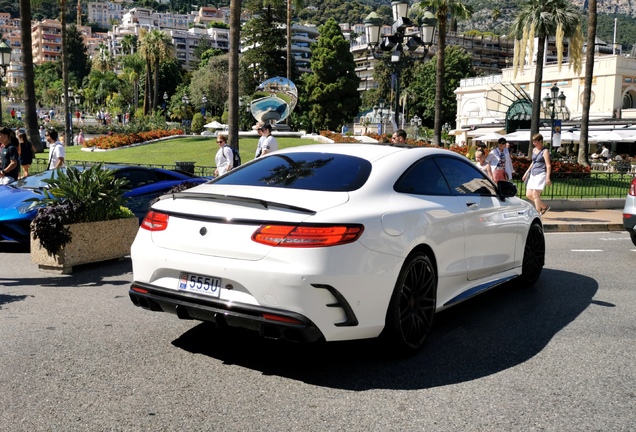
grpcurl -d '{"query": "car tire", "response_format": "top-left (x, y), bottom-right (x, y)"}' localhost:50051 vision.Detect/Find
top-left (519, 223), bottom-right (545, 287)
top-left (630, 232), bottom-right (636, 247)
top-left (382, 251), bottom-right (437, 356)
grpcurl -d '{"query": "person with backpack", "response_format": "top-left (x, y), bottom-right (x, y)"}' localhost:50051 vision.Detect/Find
top-left (214, 134), bottom-right (233, 177)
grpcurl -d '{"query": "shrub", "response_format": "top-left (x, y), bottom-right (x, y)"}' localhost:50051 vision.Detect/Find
top-left (191, 113), bottom-right (204, 134)
top-left (30, 164), bottom-right (135, 255)
top-left (85, 128), bottom-right (183, 149)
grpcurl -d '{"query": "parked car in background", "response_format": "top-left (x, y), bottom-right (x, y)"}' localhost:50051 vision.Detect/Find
top-left (0, 165), bottom-right (207, 243)
top-left (129, 144), bottom-right (546, 355)
top-left (623, 176), bottom-right (636, 246)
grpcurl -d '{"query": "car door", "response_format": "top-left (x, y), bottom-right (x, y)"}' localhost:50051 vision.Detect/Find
top-left (393, 156), bottom-right (468, 279)
top-left (434, 156), bottom-right (520, 281)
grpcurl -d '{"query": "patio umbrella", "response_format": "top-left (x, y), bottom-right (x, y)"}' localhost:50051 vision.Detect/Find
top-left (203, 121), bottom-right (227, 129)
top-left (588, 131), bottom-right (625, 142)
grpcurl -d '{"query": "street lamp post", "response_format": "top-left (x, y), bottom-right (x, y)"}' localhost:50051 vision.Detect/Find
top-left (542, 84), bottom-right (568, 156)
top-left (0, 41), bottom-right (12, 126)
top-left (364, 2), bottom-right (437, 129)
top-left (442, 122), bottom-right (451, 147)
top-left (201, 95), bottom-right (207, 117)
top-left (67, 87), bottom-right (74, 145)
top-left (410, 114), bottom-right (421, 140)
top-left (182, 94), bottom-right (190, 134)
top-left (163, 92), bottom-right (168, 121)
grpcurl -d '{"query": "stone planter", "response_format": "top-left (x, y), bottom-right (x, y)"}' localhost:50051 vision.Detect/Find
top-left (31, 217), bottom-right (139, 274)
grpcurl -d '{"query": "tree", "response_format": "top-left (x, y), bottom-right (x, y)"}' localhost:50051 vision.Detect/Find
top-left (579, 0), bottom-right (597, 166)
top-left (190, 54), bottom-right (229, 118)
top-left (66, 24), bottom-right (90, 86)
top-left (228, 0), bottom-right (241, 151)
top-left (138, 29), bottom-right (173, 113)
top-left (241, 1), bottom-right (287, 85)
top-left (61, 0), bottom-right (72, 145)
top-left (92, 42), bottom-right (116, 73)
top-left (119, 53), bottom-right (145, 111)
top-left (510, 0), bottom-right (582, 154)
top-left (421, 0), bottom-right (472, 146)
top-left (19, 0), bottom-right (42, 152)
top-left (407, 45), bottom-right (474, 130)
top-left (120, 34), bottom-right (138, 55)
top-left (301, 18), bottom-right (360, 131)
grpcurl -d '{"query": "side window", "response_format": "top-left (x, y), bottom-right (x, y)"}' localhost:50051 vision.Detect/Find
top-left (394, 157), bottom-right (452, 195)
top-left (115, 170), bottom-right (157, 189)
top-left (435, 157), bottom-right (498, 196)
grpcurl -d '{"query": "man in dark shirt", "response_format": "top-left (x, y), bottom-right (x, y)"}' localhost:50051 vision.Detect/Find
top-left (0, 127), bottom-right (21, 183)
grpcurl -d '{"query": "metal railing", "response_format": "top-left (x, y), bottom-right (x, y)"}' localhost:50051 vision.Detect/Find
top-left (31, 157), bottom-right (216, 178)
top-left (511, 172), bottom-right (633, 199)
top-left (30, 158), bottom-right (633, 199)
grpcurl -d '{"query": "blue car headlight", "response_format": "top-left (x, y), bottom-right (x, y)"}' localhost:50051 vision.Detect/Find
top-left (17, 201), bottom-right (43, 214)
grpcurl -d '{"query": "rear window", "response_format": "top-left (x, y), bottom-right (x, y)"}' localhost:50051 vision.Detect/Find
top-left (213, 152), bottom-right (372, 192)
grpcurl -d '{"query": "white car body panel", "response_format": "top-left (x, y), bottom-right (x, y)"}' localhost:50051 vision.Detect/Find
top-left (130, 144), bottom-right (543, 344)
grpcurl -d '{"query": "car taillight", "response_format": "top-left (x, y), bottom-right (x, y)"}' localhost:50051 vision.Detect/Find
top-left (252, 224), bottom-right (364, 247)
top-left (630, 178), bottom-right (636, 196)
top-left (141, 211), bottom-right (169, 231)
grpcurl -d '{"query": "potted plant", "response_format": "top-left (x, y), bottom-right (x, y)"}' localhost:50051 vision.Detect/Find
top-left (30, 163), bottom-right (139, 274)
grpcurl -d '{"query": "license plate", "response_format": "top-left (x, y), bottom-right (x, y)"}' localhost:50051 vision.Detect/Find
top-left (178, 272), bottom-right (222, 298)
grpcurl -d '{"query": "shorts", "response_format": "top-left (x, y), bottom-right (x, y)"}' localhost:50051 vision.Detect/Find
top-left (527, 172), bottom-right (547, 191)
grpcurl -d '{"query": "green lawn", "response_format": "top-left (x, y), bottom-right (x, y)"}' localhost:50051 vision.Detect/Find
top-left (36, 136), bottom-right (314, 168)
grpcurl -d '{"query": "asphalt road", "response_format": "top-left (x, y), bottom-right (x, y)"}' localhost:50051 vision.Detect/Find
top-left (1, 231), bottom-right (635, 431)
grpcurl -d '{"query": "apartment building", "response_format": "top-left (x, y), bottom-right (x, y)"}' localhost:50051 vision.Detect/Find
top-left (286, 24), bottom-right (319, 74)
top-left (31, 19), bottom-right (63, 64)
top-left (87, 2), bottom-right (126, 28)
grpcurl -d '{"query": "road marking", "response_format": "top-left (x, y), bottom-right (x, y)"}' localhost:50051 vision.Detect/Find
top-left (571, 249), bottom-right (604, 252)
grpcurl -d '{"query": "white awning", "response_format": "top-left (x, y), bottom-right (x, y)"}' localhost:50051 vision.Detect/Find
top-left (466, 127), bottom-right (505, 137)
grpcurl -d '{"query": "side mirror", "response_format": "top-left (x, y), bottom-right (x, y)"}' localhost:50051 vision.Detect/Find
top-left (498, 181), bottom-right (517, 199)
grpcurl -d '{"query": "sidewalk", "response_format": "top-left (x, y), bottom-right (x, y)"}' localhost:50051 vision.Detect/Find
top-left (541, 208), bottom-right (625, 232)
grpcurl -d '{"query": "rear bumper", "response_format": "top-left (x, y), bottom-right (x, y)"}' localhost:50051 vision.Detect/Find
top-left (129, 281), bottom-right (325, 343)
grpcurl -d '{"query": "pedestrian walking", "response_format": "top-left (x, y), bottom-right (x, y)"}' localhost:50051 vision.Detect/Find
top-left (522, 133), bottom-right (552, 215)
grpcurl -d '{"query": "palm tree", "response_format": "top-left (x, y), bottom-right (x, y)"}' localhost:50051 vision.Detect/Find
top-left (119, 53), bottom-right (145, 111)
top-left (61, 0), bottom-right (72, 145)
top-left (120, 34), bottom-right (137, 55)
top-left (510, 0), bottom-right (582, 150)
top-left (579, 0), bottom-right (597, 166)
top-left (19, 0), bottom-right (42, 151)
top-left (423, 0), bottom-right (472, 147)
top-left (227, 0), bottom-right (241, 151)
top-left (138, 29), bottom-right (173, 113)
top-left (92, 42), bottom-right (116, 73)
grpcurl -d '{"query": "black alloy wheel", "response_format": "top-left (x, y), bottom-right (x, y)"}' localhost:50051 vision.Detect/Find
top-left (383, 252), bottom-right (437, 355)
top-left (520, 223), bottom-right (545, 287)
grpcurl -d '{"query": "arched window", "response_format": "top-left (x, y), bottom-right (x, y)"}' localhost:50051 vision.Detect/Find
top-left (622, 91), bottom-right (635, 109)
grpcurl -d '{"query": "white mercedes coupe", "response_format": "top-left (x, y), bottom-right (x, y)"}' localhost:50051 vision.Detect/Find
top-left (129, 144), bottom-right (545, 354)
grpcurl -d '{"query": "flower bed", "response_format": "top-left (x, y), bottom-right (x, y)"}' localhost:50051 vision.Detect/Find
top-left (319, 131), bottom-right (359, 143)
top-left (84, 129), bottom-right (184, 150)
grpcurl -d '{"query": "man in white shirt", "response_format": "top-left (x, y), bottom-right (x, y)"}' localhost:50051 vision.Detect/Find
top-left (600, 145), bottom-right (610, 161)
top-left (255, 124), bottom-right (278, 157)
top-left (46, 129), bottom-right (65, 169)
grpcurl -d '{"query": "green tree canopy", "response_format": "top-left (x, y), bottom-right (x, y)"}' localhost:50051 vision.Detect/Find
top-left (241, 0), bottom-right (287, 86)
top-left (407, 45), bottom-right (474, 128)
top-left (301, 18), bottom-right (360, 131)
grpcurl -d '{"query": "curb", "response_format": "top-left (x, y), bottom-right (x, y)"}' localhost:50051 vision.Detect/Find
top-left (543, 223), bottom-right (625, 233)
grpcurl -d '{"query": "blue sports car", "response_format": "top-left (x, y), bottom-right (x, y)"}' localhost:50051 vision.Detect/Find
top-left (0, 165), bottom-right (208, 243)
